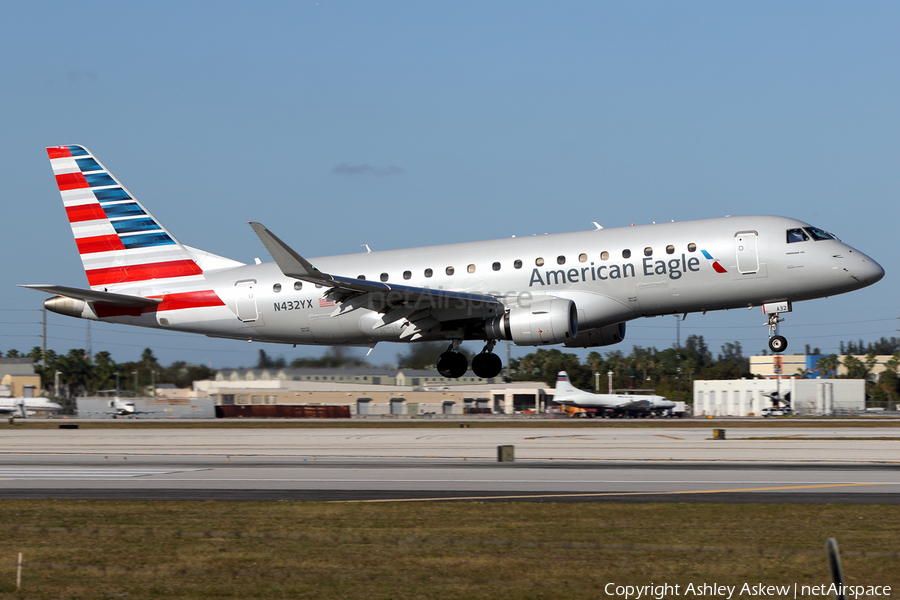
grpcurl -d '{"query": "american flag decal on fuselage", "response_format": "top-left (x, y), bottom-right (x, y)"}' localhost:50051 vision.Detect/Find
top-left (46, 145), bottom-right (223, 312)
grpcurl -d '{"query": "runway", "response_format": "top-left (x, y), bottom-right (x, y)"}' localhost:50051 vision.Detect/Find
top-left (0, 425), bottom-right (898, 503)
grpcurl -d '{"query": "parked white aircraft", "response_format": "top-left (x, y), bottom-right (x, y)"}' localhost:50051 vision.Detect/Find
top-left (23, 145), bottom-right (884, 378)
top-left (0, 397), bottom-right (63, 418)
top-left (552, 371), bottom-right (674, 417)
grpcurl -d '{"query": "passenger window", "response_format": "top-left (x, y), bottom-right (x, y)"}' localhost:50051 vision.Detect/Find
top-left (403, 270), bottom-right (411, 280)
top-left (787, 228), bottom-right (809, 243)
top-left (535, 257), bottom-right (545, 266)
top-left (380, 273), bottom-right (389, 282)
top-left (294, 281), bottom-right (303, 290)
top-left (446, 266), bottom-right (454, 276)
top-left (687, 243), bottom-right (696, 253)
top-left (467, 264), bottom-right (476, 273)
top-left (600, 251), bottom-right (609, 261)
top-left (578, 253), bottom-right (587, 263)
top-left (644, 247), bottom-right (652, 257)
top-left (424, 268), bottom-right (433, 278)
top-left (514, 260), bottom-right (522, 269)
top-left (273, 283), bottom-right (282, 293)
top-left (557, 255), bottom-right (566, 265)
top-left (492, 262), bottom-right (501, 271)
top-left (666, 245), bottom-right (675, 255)
top-left (357, 275), bottom-right (365, 280)
top-left (622, 249), bottom-right (631, 259)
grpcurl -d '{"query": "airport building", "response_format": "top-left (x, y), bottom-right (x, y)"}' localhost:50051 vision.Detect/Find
top-left (194, 376), bottom-right (551, 415)
top-left (750, 354), bottom-right (898, 379)
top-left (0, 358), bottom-right (41, 398)
top-left (215, 367), bottom-right (499, 387)
top-left (693, 378), bottom-right (865, 416)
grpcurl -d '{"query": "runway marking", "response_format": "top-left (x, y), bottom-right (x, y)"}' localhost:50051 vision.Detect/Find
top-left (654, 435), bottom-right (684, 440)
top-left (0, 467), bottom-right (204, 479)
top-left (333, 482), bottom-right (894, 503)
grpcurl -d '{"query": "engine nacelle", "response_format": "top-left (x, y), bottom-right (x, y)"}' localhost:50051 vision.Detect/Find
top-left (485, 298), bottom-right (577, 345)
top-left (564, 322), bottom-right (626, 348)
top-left (43, 296), bottom-right (99, 320)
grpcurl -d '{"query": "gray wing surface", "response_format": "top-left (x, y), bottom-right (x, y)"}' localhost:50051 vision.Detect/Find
top-left (248, 222), bottom-right (504, 339)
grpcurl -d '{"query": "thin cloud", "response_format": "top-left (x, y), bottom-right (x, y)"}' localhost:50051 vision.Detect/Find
top-left (333, 163), bottom-right (404, 177)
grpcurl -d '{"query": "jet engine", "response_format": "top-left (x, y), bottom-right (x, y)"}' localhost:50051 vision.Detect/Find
top-left (564, 322), bottom-right (626, 348)
top-left (43, 296), bottom-right (99, 320)
top-left (485, 297), bottom-right (577, 345)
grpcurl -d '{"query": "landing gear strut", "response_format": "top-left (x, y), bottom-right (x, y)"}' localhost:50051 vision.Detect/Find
top-left (471, 340), bottom-right (503, 379)
top-left (437, 341), bottom-right (468, 379)
top-left (763, 302), bottom-right (790, 353)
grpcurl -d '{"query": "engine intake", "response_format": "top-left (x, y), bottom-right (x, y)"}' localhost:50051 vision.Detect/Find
top-left (485, 298), bottom-right (577, 345)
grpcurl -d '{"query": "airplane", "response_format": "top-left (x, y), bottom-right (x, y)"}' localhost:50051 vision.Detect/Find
top-left (0, 397), bottom-right (63, 418)
top-left (22, 145), bottom-right (885, 379)
top-left (552, 371), bottom-right (675, 417)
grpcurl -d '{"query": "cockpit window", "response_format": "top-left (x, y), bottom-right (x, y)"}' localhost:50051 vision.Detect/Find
top-left (786, 228), bottom-right (809, 243)
top-left (804, 227), bottom-right (835, 241)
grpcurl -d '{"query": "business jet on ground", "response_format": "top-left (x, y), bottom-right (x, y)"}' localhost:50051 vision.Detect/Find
top-left (0, 397), bottom-right (63, 418)
top-left (23, 146), bottom-right (884, 378)
top-left (552, 371), bottom-right (674, 417)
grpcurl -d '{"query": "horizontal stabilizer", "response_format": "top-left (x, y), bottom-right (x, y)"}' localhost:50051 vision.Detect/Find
top-left (18, 284), bottom-right (162, 307)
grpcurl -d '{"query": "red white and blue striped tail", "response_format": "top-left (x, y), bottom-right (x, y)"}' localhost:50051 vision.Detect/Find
top-left (47, 145), bottom-right (206, 294)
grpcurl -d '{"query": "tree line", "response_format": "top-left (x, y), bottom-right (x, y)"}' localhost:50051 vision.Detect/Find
top-left (2, 347), bottom-right (213, 399)
top-left (5, 334), bottom-right (900, 407)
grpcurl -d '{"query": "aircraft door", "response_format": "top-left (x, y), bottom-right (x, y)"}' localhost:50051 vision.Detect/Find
top-left (235, 280), bottom-right (259, 323)
top-left (735, 231), bottom-right (759, 274)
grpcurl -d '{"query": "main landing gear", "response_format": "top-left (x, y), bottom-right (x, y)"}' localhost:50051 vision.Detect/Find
top-left (436, 340), bottom-right (504, 379)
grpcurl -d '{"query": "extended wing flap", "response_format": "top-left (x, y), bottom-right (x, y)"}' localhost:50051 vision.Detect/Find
top-left (19, 284), bottom-right (162, 307)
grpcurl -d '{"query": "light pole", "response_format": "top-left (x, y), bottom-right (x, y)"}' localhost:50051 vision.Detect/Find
top-left (607, 370), bottom-right (613, 395)
top-left (132, 371), bottom-right (138, 397)
top-left (54, 370), bottom-right (61, 398)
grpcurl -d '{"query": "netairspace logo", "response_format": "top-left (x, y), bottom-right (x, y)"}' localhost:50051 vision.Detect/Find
top-left (603, 582), bottom-right (892, 599)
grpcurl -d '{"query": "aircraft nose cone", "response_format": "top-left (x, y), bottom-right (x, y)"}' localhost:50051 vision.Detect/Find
top-left (860, 256), bottom-right (885, 285)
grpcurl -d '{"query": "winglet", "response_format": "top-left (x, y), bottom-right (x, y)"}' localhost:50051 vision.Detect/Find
top-left (247, 222), bottom-right (334, 285)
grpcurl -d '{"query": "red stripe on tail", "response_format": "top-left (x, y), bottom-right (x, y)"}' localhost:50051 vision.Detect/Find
top-left (47, 147), bottom-right (73, 159)
top-left (75, 234), bottom-right (126, 254)
top-left (66, 203), bottom-right (107, 223)
top-left (55, 172), bottom-right (89, 191)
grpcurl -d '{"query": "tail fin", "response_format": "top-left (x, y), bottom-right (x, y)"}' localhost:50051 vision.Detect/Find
top-left (47, 145), bottom-right (207, 294)
top-left (553, 371), bottom-right (579, 403)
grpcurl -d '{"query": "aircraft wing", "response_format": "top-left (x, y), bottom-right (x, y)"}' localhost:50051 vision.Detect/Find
top-left (19, 285), bottom-right (162, 307)
top-left (249, 222), bottom-right (504, 339)
top-left (617, 399), bottom-right (651, 411)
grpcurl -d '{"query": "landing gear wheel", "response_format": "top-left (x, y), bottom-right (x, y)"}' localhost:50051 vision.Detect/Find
top-left (437, 351), bottom-right (468, 379)
top-left (768, 335), bottom-right (788, 353)
top-left (471, 352), bottom-right (502, 379)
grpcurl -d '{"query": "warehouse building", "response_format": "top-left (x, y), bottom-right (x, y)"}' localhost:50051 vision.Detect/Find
top-left (694, 378), bottom-right (865, 416)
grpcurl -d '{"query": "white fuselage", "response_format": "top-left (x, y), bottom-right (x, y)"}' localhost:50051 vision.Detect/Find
top-left (91, 215), bottom-right (884, 348)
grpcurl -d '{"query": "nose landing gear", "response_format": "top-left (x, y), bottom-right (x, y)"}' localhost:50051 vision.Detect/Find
top-left (763, 302), bottom-right (791, 353)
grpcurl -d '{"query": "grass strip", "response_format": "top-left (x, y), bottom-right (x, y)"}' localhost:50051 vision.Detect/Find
top-left (0, 500), bottom-right (895, 599)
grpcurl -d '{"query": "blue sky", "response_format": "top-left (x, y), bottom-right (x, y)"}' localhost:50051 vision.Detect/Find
top-left (1, 1), bottom-right (898, 369)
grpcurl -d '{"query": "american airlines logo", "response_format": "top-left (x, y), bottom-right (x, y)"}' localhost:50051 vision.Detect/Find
top-left (528, 252), bottom-right (709, 287)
